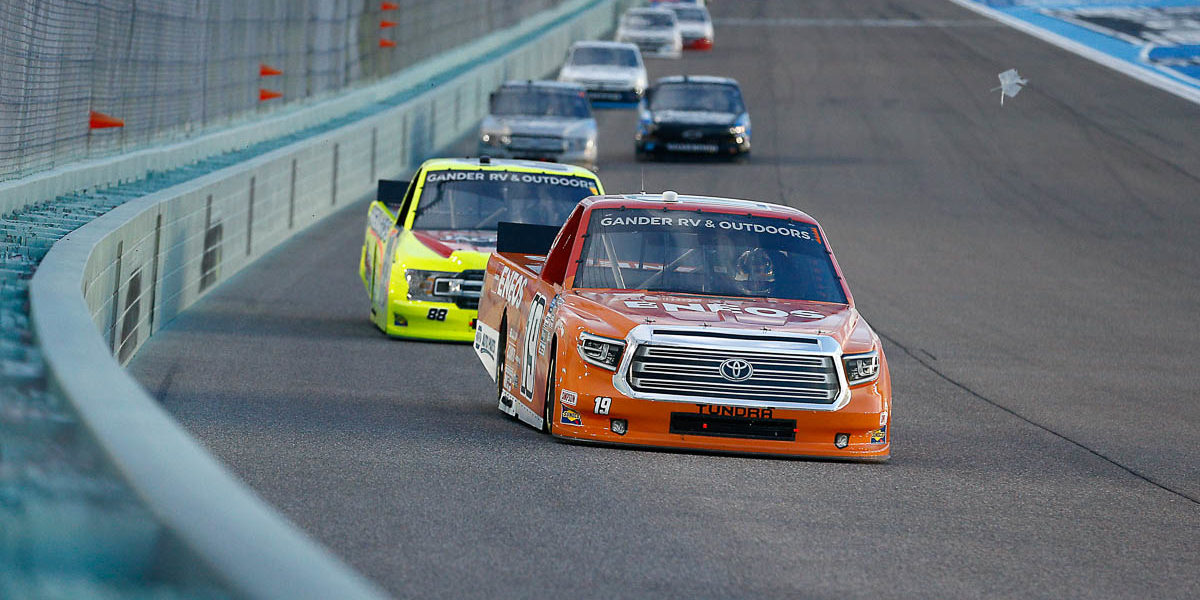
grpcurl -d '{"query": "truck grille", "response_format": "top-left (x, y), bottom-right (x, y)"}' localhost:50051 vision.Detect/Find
top-left (628, 343), bottom-right (840, 404)
top-left (508, 135), bottom-right (564, 153)
top-left (455, 270), bottom-right (484, 310)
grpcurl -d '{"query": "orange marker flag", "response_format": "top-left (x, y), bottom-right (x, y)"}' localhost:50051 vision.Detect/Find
top-left (380, 20), bottom-right (397, 28)
top-left (89, 111), bottom-right (124, 129)
top-left (381, 2), bottom-right (399, 10)
top-left (259, 63), bottom-right (282, 77)
top-left (379, 39), bottom-right (396, 48)
top-left (259, 88), bottom-right (283, 101)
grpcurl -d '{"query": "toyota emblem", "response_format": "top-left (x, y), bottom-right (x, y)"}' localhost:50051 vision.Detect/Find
top-left (718, 358), bottom-right (754, 382)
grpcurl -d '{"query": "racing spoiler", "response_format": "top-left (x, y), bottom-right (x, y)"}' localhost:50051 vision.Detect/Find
top-left (377, 178), bottom-right (409, 212)
top-left (496, 221), bottom-right (560, 256)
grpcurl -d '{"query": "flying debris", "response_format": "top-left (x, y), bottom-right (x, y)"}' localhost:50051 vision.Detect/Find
top-left (992, 69), bottom-right (1027, 105)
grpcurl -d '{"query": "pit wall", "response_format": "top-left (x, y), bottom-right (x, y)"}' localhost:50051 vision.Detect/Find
top-left (27, 1), bottom-right (622, 597)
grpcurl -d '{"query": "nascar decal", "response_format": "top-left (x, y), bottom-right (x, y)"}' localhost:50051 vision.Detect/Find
top-left (559, 389), bottom-right (578, 407)
top-left (622, 300), bottom-right (825, 321)
top-left (560, 407), bottom-right (583, 426)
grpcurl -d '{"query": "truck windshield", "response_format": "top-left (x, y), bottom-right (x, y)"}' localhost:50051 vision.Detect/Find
top-left (650, 83), bottom-right (744, 113)
top-left (412, 171), bottom-right (599, 231)
top-left (574, 208), bottom-right (847, 303)
top-left (490, 88), bottom-right (591, 118)
top-left (570, 46), bottom-right (640, 68)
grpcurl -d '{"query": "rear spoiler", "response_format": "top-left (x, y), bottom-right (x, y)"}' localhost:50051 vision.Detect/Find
top-left (377, 178), bottom-right (408, 212)
top-left (496, 222), bottom-right (560, 256)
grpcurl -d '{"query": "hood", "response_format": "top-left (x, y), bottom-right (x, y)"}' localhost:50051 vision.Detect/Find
top-left (561, 65), bottom-right (642, 84)
top-left (653, 110), bottom-right (738, 125)
top-left (678, 22), bottom-right (711, 36)
top-left (412, 229), bottom-right (496, 255)
top-left (619, 26), bottom-right (675, 39)
top-left (481, 115), bottom-right (594, 137)
top-left (568, 291), bottom-right (859, 345)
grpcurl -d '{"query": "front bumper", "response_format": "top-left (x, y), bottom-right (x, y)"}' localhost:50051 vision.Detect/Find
top-left (636, 131), bottom-right (750, 157)
top-left (383, 298), bottom-right (478, 342)
top-left (550, 359), bottom-right (890, 460)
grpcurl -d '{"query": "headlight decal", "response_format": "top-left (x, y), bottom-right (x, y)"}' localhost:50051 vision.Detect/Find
top-left (843, 350), bottom-right (880, 386)
top-left (577, 331), bottom-right (625, 370)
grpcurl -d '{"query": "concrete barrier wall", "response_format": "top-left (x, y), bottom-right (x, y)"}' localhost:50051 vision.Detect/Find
top-left (28, 1), bottom-right (621, 597)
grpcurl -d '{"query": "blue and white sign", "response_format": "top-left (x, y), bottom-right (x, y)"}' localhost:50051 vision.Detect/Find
top-left (952, 0), bottom-right (1200, 103)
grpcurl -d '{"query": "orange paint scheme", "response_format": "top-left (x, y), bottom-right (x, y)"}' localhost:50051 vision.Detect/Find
top-left (473, 194), bottom-right (891, 460)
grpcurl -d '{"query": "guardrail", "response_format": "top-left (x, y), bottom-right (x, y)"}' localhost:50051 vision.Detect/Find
top-left (13, 0), bottom-right (621, 597)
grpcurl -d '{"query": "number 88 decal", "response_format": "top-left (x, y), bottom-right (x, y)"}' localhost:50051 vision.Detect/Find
top-left (519, 294), bottom-right (547, 400)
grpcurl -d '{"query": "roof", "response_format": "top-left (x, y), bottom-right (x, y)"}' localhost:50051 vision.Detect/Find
top-left (498, 79), bottom-right (587, 93)
top-left (417, 157), bottom-right (600, 179)
top-left (569, 40), bottom-right (639, 51)
top-left (582, 193), bottom-right (815, 222)
top-left (625, 7), bottom-right (675, 16)
top-left (654, 75), bottom-right (739, 86)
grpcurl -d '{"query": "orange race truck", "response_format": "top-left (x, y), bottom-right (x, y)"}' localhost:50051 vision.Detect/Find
top-left (473, 192), bottom-right (891, 460)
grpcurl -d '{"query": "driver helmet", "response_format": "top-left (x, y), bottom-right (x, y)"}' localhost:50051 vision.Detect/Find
top-left (733, 248), bottom-right (777, 295)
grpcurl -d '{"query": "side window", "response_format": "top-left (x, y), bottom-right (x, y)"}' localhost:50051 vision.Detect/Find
top-left (396, 170), bottom-right (423, 229)
top-left (541, 206), bottom-right (584, 286)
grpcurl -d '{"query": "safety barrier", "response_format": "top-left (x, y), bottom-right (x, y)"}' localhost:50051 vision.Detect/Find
top-left (15, 0), bottom-right (621, 597)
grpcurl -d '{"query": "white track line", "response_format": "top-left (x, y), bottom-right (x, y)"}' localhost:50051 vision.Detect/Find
top-left (945, 0), bottom-right (1200, 106)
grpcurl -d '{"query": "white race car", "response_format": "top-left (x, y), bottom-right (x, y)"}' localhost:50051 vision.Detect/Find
top-left (616, 7), bottom-right (682, 59)
top-left (558, 41), bottom-right (648, 107)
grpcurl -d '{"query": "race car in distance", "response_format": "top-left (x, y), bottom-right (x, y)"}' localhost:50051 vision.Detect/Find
top-left (616, 7), bottom-right (682, 59)
top-left (479, 81), bottom-right (598, 169)
top-left (636, 76), bottom-right (751, 160)
top-left (557, 41), bottom-right (648, 107)
top-left (473, 192), bottom-right (891, 460)
top-left (662, 3), bottom-right (714, 50)
top-left (359, 157), bottom-right (603, 341)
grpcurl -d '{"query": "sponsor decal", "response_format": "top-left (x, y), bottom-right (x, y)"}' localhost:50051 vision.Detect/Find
top-left (495, 265), bottom-right (529, 308)
top-left (560, 407), bottom-right (584, 426)
top-left (537, 295), bottom-right (562, 356)
top-left (425, 170), bottom-right (486, 183)
top-left (482, 172), bottom-right (597, 188)
top-left (696, 404), bottom-right (774, 419)
top-left (474, 327), bottom-right (497, 360)
top-left (718, 358), bottom-right (754, 382)
top-left (621, 299), bottom-right (824, 320)
top-left (870, 425), bottom-right (887, 444)
top-left (598, 215), bottom-right (814, 240)
top-left (367, 204), bottom-right (393, 238)
top-left (880, 411), bottom-right (889, 427)
top-left (560, 389), bottom-right (578, 407)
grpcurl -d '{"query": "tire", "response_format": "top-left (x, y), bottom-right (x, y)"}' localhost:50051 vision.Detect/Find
top-left (496, 316), bottom-right (510, 411)
top-left (542, 352), bottom-right (556, 435)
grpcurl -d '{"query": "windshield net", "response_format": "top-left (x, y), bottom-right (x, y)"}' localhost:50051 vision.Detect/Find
top-left (412, 171), bottom-right (599, 231)
top-left (575, 208), bottom-right (847, 303)
top-left (491, 88), bottom-right (591, 118)
top-left (570, 46), bottom-right (639, 67)
top-left (650, 83), bottom-right (744, 113)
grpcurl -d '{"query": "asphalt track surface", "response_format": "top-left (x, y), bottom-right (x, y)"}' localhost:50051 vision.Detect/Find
top-left (129, 1), bottom-right (1200, 598)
